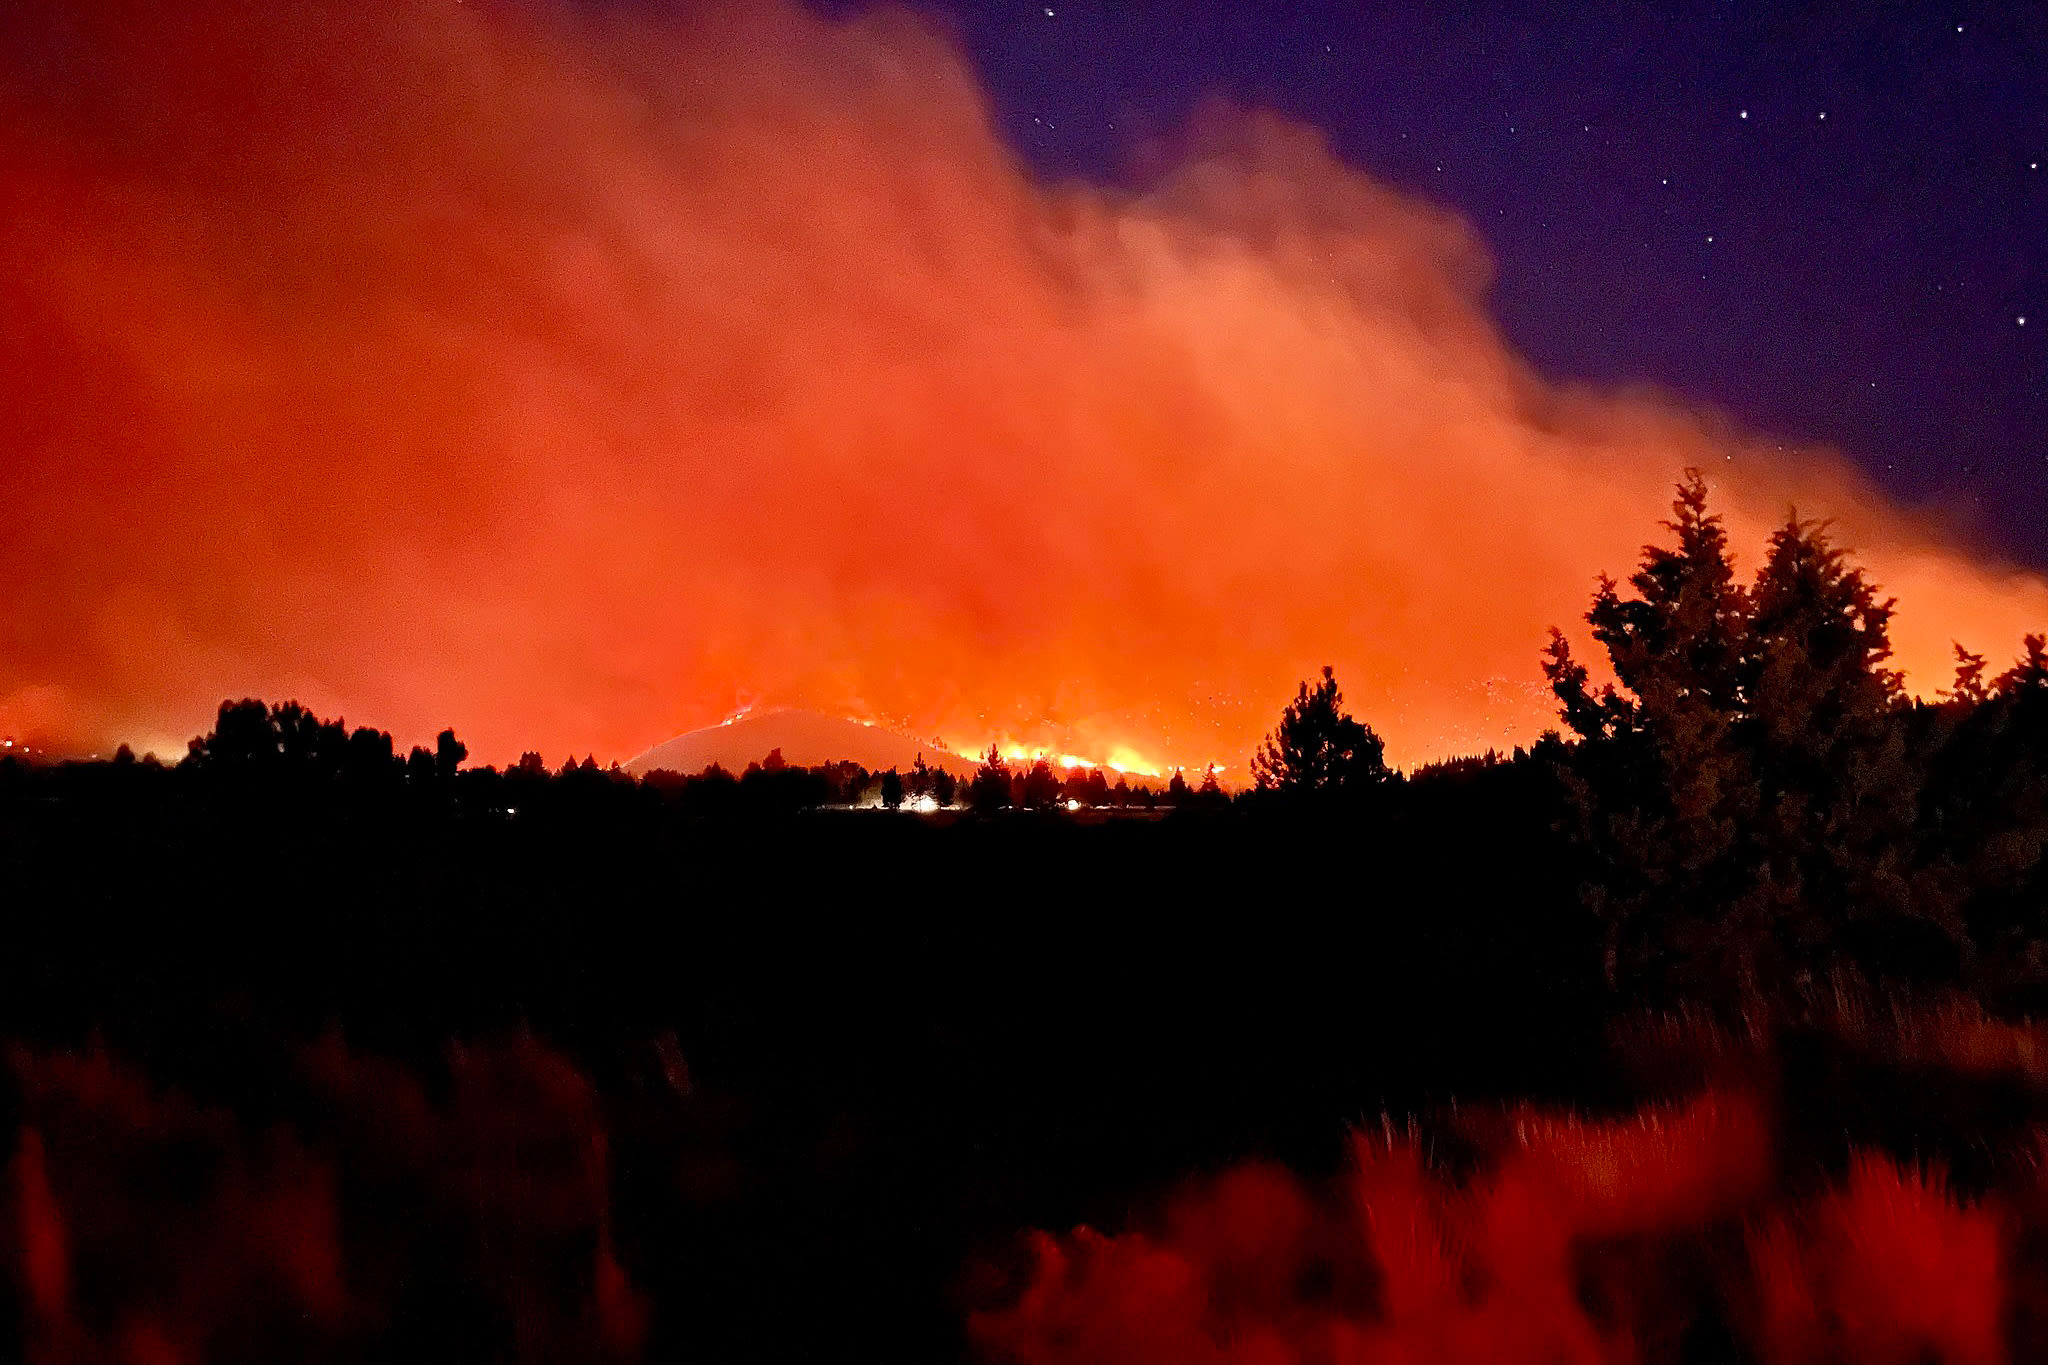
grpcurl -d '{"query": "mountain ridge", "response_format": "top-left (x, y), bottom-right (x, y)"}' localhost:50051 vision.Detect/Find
top-left (625, 709), bottom-right (981, 779)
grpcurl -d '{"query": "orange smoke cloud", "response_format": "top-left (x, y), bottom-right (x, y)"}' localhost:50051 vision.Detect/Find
top-left (3, 0), bottom-right (2043, 767)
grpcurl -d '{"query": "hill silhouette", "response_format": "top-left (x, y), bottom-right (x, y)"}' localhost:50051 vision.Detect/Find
top-left (625, 708), bottom-right (978, 780)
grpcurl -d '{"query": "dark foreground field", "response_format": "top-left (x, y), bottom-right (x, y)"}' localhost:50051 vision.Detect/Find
top-left (3, 760), bottom-right (2044, 1363)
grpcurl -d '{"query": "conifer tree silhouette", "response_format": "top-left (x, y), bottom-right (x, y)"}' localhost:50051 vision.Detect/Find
top-left (1251, 667), bottom-right (1389, 795)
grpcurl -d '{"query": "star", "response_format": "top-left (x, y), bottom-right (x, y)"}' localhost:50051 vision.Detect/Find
top-left (1740, 109), bottom-right (1749, 120)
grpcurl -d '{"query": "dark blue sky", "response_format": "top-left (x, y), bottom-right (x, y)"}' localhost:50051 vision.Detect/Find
top-left (820, 0), bottom-right (2047, 568)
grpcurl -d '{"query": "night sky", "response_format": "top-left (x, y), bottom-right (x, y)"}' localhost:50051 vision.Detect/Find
top-left (867, 0), bottom-right (2048, 566)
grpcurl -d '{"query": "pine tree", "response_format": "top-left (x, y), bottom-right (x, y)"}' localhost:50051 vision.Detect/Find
top-left (1251, 667), bottom-right (1390, 796)
top-left (1739, 513), bottom-right (1929, 984)
top-left (435, 728), bottom-right (468, 781)
top-left (1545, 473), bottom-right (1943, 1005)
top-left (1020, 758), bottom-right (1061, 810)
top-left (969, 746), bottom-right (1009, 814)
top-left (1920, 634), bottom-right (2048, 985)
top-left (1544, 472), bottom-right (1758, 997)
top-left (1946, 644), bottom-right (1991, 708)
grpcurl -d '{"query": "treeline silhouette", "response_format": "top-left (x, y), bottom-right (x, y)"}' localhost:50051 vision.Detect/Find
top-left (109, 698), bottom-right (1211, 818)
top-left (2, 472), bottom-right (2048, 1362)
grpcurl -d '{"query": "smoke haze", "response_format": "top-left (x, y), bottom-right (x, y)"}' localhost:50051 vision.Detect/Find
top-left (4, 0), bottom-right (2043, 767)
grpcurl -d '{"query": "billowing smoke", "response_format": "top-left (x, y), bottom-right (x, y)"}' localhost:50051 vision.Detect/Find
top-left (4, 0), bottom-right (2043, 768)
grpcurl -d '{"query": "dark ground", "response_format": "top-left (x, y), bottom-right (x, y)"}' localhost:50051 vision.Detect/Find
top-left (0, 757), bottom-right (1604, 1362)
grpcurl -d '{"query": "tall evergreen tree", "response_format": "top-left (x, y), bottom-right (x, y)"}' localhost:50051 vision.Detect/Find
top-left (1251, 667), bottom-right (1390, 796)
top-left (1920, 634), bottom-right (2048, 992)
top-left (1545, 473), bottom-right (1944, 1004)
top-left (1019, 759), bottom-right (1061, 810)
top-left (1544, 472), bottom-right (1756, 997)
top-left (1739, 513), bottom-right (1930, 983)
top-left (969, 746), bottom-right (1010, 814)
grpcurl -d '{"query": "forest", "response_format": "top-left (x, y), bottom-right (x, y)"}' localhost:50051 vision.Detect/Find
top-left (4, 473), bottom-right (2048, 1363)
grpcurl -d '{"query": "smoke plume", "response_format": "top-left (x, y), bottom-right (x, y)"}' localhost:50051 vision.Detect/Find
top-left (4, 0), bottom-right (2043, 767)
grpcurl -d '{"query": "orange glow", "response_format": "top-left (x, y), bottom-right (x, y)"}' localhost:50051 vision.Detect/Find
top-left (943, 736), bottom-right (1171, 781)
top-left (1105, 750), bottom-right (1166, 779)
top-left (3, 0), bottom-right (2045, 767)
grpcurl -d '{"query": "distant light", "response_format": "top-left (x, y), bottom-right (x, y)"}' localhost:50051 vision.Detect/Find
top-left (1065, 799), bottom-right (1081, 811)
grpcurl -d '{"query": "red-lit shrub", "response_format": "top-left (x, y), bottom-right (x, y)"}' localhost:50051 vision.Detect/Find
top-left (1747, 1153), bottom-right (2006, 1365)
top-left (1485, 1087), bottom-right (1772, 1239)
top-left (5, 1036), bottom-right (646, 1364)
top-left (981, 1086), bottom-right (2030, 1365)
top-left (4, 1046), bottom-right (348, 1364)
top-left (975, 1115), bottom-right (1677, 1365)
